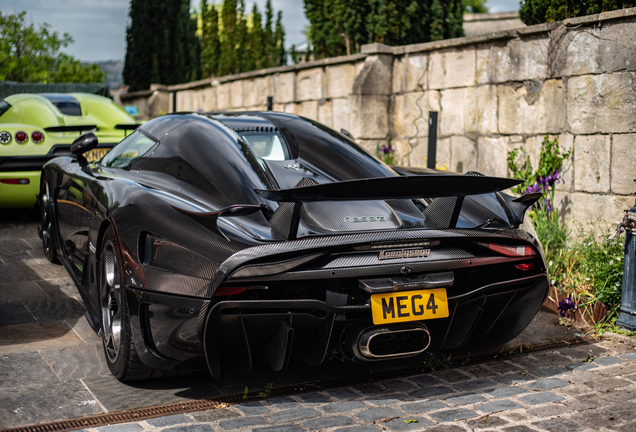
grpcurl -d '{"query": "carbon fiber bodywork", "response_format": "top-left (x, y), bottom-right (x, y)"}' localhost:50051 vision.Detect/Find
top-left (41, 112), bottom-right (548, 380)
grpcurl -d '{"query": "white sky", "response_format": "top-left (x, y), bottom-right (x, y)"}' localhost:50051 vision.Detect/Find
top-left (0, 0), bottom-right (521, 63)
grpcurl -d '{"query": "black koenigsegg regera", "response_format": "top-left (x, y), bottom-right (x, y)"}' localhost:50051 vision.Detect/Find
top-left (39, 112), bottom-right (547, 381)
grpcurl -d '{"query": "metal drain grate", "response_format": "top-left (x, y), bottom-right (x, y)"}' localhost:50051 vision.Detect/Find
top-left (1, 337), bottom-right (593, 432)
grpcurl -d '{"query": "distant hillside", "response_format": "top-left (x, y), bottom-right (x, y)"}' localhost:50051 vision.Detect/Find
top-left (97, 61), bottom-right (124, 89)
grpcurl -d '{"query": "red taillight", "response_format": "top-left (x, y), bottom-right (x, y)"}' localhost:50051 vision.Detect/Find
top-left (1, 178), bottom-right (30, 185)
top-left (478, 243), bottom-right (536, 257)
top-left (31, 131), bottom-right (44, 143)
top-left (215, 286), bottom-right (247, 296)
top-left (15, 131), bottom-right (28, 144)
top-left (515, 263), bottom-right (536, 271)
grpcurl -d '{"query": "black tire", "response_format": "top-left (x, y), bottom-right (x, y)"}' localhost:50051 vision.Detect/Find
top-left (99, 225), bottom-right (154, 381)
top-left (40, 180), bottom-right (59, 264)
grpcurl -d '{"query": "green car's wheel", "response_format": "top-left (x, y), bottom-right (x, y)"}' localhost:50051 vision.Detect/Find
top-left (40, 180), bottom-right (59, 264)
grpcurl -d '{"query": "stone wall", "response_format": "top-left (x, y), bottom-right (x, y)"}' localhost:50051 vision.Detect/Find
top-left (119, 8), bottom-right (636, 233)
top-left (463, 12), bottom-right (525, 37)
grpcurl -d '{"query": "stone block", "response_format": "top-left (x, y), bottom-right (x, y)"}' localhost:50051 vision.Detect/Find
top-left (477, 136), bottom-right (507, 177)
top-left (498, 79), bottom-right (566, 135)
top-left (327, 64), bottom-right (356, 98)
top-left (243, 79), bottom-right (257, 107)
top-left (365, 394), bottom-right (413, 405)
top-left (163, 426), bottom-right (212, 432)
top-left (267, 396), bottom-right (300, 410)
top-left (384, 417), bottom-right (434, 431)
top-left (492, 37), bottom-right (549, 83)
top-left (381, 379), bottom-right (416, 393)
top-left (409, 386), bottom-right (455, 399)
top-left (611, 134), bottom-right (636, 194)
top-left (478, 400), bottom-right (522, 413)
top-left (553, 30), bottom-right (600, 77)
top-left (216, 83), bottom-right (231, 109)
top-left (429, 48), bottom-right (476, 90)
top-left (445, 393), bottom-right (487, 406)
top-left (326, 387), bottom-right (360, 400)
top-left (565, 362), bottom-right (598, 372)
top-left (574, 135), bottom-right (610, 193)
top-left (269, 408), bottom-right (320, 423)
top-left (519, 392), bottom-right (564, 405)
top-left (321, 401), bottom-right (366, 413)
top-left (406, 137), bottom-right (429, 168)
top-left (440, 88), bottom-right (466, 136)
top-left (597, 22), bottom-right (636, 74)
top-left (200, 87), bottom-right (216, 111)
top-left (353, 54), bottom-right (393, 95)
top-left (274, 72), bottom-right (295, 103)
top-left (393, 54), bottom-right (428, 94)
top-left (347, 95), bottom-right (389, 139)
top-left (296, 68), bottom-right (323, 101)
top-left (296, 392), bottom-right (331, 405)
top-left (318, 99), bottom-right (333, 128)
top-left (594, 356), bottom-right (623, 366)
top-left (530, 366), bottom-right (572, 377)
top-left (146, 415), bottom-right (191, 427)
top-left (254, 76), bottom-right (273, 105)
top-left (454, 379), bottom-right (498, 392)
top-left (567, 73), bottom-right (636, 134)
top-left (554, 133), bottom-right (574, 192)
top-left (356, 407), bottom-right (402, 422)
top-left (283, 103), bottom-right (300, 115)
top-left (487, 386), bottom-right (530, 398)
top-left (332, 98), bottom-right (351, 134)
top-left (401, 400), bottom-right (448, 414)
top-left (435, 137), bottom-right (452, 169)
top-left (525, 378), bottom-right (569, 391)
top-left (465, 85), bottom-right (498, 135)
top-left (429, 408), bottom-right (478, 422)
top-left (299, 101), bottom-right (318, 120)
top-left (237, 402), bottom-right (270, 415)
top-left (303, 416), bottom-right (353, 430)
top-left (450, 135), bottom-right (478, 174)
top-left (219, 416), bottom-right (268, 430)
top-left (230, 80), bottom-right (244, 108)
top-left (393, 91), bottom-right (440, 138)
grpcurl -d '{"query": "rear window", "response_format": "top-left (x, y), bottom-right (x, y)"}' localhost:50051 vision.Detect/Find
top-left (240, 132), bottom-right (288, 161)
top-left (53, 101), bottom-right (82, 116)
top-left (0, 101), bottom-right (11, 118)
top-left (100, 131), bottom-right (156, 168)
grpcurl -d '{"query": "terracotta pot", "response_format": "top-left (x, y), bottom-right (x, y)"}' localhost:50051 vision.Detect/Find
top-left (541, 286), bottom-right (608, 326)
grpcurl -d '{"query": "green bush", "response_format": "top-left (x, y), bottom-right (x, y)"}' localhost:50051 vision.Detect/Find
top-left (519, 0), bottom-right (636, 26)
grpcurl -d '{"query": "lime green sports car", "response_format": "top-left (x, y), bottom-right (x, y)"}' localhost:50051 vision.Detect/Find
top-left (0, 93), bottom-right (139, 208)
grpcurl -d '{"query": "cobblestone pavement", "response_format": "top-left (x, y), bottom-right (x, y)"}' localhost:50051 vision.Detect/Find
top-left (3, 213), bottom-right (635, 432)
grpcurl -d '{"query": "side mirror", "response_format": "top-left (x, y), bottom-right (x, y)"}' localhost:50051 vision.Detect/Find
top-left (71, 132), bottom-right (98, 156)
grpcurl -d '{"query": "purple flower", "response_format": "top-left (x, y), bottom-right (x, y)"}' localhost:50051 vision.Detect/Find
top-left (379, 144), bottom-right (394, 154)
top-left (557, 297), bottom-right (578, 317)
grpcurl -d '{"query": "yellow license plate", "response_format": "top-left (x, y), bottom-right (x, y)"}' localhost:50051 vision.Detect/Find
top-left (371, 289), bottom-right (449, 325)
top-left (86, 147), bottom-right (112, 162)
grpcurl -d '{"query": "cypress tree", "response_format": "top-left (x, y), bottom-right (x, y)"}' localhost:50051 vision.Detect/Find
top-left (274, 11), bottom-right (286, 66)
top-left (264, 0), bottom-right (276, 67)
top-left (250, 3), bottom-right (265, 70)
top-left (201, 0), bottom-right (221, 78)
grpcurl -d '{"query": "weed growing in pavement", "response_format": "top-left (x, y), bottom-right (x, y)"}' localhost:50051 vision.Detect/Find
top-left (242, 386), bottom-right (249, 400)
top-left (259, 383), bottom-right (273, 399)
top-left (415, 352), bottom-right (469, 372)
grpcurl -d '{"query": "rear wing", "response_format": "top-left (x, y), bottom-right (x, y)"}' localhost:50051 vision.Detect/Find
top-left (256, 174), bottom-right (525, 240)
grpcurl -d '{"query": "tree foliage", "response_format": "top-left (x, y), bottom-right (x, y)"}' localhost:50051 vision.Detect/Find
top-left (463, 0), bottom-right (488, 14)
top-left (519, 0), bottom-right (636, 25)
top-left (124, 0), bottom-right (201, 91)
top-left (199, 0), bottom-right (286, 78)
top-left (303, 0), bottom-right (464, 60)
top-left (0, 11), bottom-right (106, 83)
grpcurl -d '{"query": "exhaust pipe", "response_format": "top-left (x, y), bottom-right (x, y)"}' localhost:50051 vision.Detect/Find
top-left (356, 323), bottom-right (431, 360)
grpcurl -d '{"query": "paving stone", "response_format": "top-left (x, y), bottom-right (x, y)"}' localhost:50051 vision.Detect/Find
top-left (529, 367), bottom-right (570, 378)
top-left (503, 427), bottom-right (537, 432)
top-left (559, 345), bottom-right (608, 361)
top-left (563, 393), bottom-right (607, 411)
top-left (596, 363), bottom-right (636, 376)
top-left (458, 363), bottom-right (499, 378)
top-left (565, 362), bottom-right (598, 372)
top-left (519, 392), bottom-right (564, 405)
top-left (163, 426), bottom-right (213, 432)
top-left (384, 417), bottom-right (434, 430)
top-left (584, 376), bottom-right (631, 391)
top-left (525, 378), bottom-right (569, 391)
top-left (574, 408), bottom-right (624, 429)
top-left (478, 400), bottom-right (522, 412)
top-left (454, 379), bottom-right (498, 392)
top-left (356, 407), bottom-right (403, 422)
top-left (303, 416), bottom-right (354, 429)
top-left (526, 404), bottom-right (573, 418)
top-left (334, 426), bottom-right (380, 432)
top-left (486, 386), bottom-right (529, 398)
top-left (494, 374), bottom-right (532, 384)
top-left (353, 383), bottom-right (386, 396)
top-left (615, 422), bottom-right (636, 432)
top-left (146, 414), bottom-right (192, 427)
top-left (327, 388), bottom-right (362, 400)
top-left (0, 303), bottom-right (37, 326)
top-left (597, 387), bottom-right (636, 402)
top-left (593, 356), bottom-right (623, 366)
top-left (365, 393), bottom-right (413, 405)
top-left (599, 341), bottom-right (635, 355)
top-left (295, 392), bottom-right (331, 405)
top-left (604, 401), bottom-right (636, 421)
top-left (501, 412), bottom-right (530, 422)
top-left (381, 379), bottom-right (417, 392)
top-left (532, 417), bottom-right (585, 432)
top-left (409, 386), bottom-right (455, 399)
top-left (531, 352), bottom-right (572, 367)
top-left (408, 375), bottom-right (444, 387)
top-left (444, 393), bottom-right (488, 406)
top-left (401, 400), bottom-right (448, 414)
top-left (508, 356), bottom-right (548, 370)
top-left (254, 426), bottom-right (302, 432)
top-left (552, 383), bottom-right (595, 397)
top-left (429, 408), bottom-right (478, 422)
top-left (434, 368), bottom-right (472, 383)
top-left (563, 370), bottom-right (603, 384)
top-left (322, 401), bottom-right (367, 414)
top-left (267, 396), bottom-right (301, 410)
top-left (481, 360), bottom-right (523, 375)
top-left (41, 344), bottom-right (109, 381)
top-left (0, 351), bottom-right (59, 389)
top-left (269, 407), bottom-right (320, 423)
top-left (466, 415), bottom-right (509, 429)
top-left (25, 299), bottom-right (85, 322)
top-left (219, 416), bottom-right (268, 430)
top-left (191, 408), bottom-right (240, 422)
top-left (423, 426), bottom-right (465, 432)
top-left (98, 425), bottom-right (144, 432)
top-left (236, 402), bottom-right (270, 415)
top-left (620, 352), bottom-right (636, 361)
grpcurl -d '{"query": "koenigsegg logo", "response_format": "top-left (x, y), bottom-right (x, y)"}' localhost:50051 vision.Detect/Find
top-left (344, 216), bottom-right (387, 223)
top-left (379, 249), bottom-right (430, 260)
